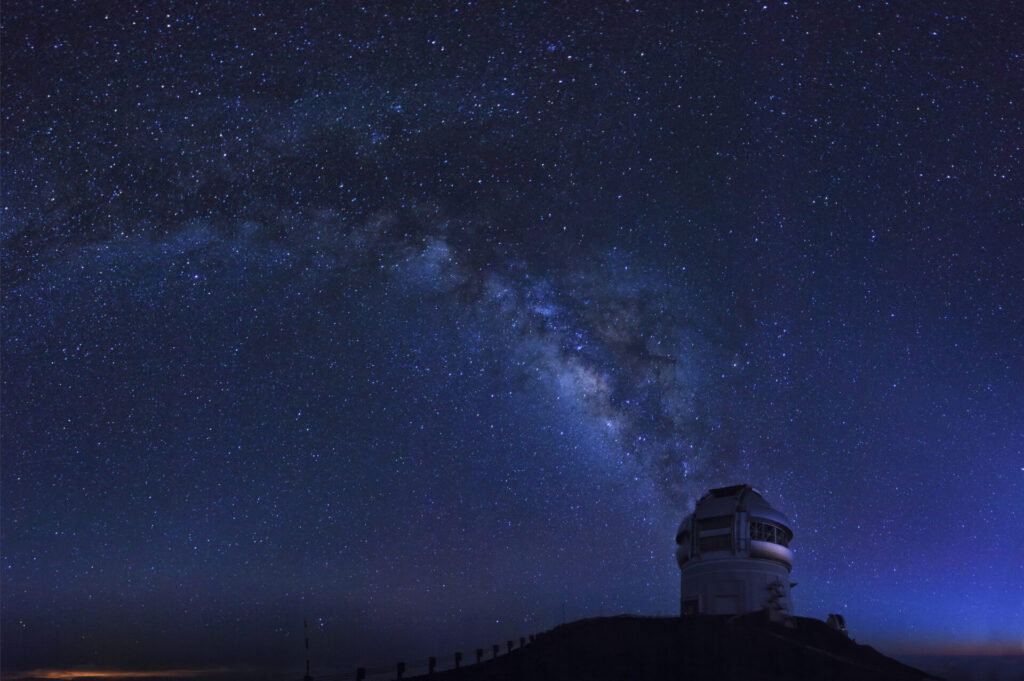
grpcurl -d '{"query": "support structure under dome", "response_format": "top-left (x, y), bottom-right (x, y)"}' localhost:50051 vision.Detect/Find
top-left (676, 484), bottom-right (794, 619)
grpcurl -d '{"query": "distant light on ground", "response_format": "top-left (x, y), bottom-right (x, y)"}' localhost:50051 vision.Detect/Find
top-left (8, 669), bottom-right (238, 680)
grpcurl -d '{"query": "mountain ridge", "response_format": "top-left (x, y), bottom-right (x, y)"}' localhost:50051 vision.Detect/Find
top-left (407, 613), bottom-right (942, 681)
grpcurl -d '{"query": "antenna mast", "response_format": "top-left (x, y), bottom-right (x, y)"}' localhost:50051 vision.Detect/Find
top-left (303, 619), bottom-right (313, 681)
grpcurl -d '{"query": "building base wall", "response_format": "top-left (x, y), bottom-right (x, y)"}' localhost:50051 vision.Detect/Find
top-left (681, 557), bottom-right (792, 616)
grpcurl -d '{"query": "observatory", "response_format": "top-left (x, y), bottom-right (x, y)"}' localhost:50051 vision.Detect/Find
top-left (675, 484), bottom-right (794, 618)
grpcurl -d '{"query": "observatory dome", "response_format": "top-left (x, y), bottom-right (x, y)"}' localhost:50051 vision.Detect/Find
top-left (675, 484), bottom-right (794, 618)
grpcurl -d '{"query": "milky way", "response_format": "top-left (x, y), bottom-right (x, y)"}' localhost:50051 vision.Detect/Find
top-left (3, 1), bottom-right (1023, 676)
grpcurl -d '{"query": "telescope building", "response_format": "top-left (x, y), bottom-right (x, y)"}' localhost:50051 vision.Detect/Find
top-left (675, 484), bottom-right (794, 618)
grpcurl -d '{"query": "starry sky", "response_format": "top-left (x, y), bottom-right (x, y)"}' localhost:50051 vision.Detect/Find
top-left (2, 0), bottom-right (1023, 677)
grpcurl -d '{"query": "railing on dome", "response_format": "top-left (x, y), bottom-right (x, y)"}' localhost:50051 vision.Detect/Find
top-left (749, 520), bottom-right (791, 547)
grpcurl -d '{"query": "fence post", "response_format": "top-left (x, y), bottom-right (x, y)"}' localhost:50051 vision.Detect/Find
top-left (356, 669), bottom-right (365, 681)
top-left (428, 656), bottom-right (436, 674)
top-left (520, 637), bottom-right (525, 648)
top-left (507, 640), bottom-right (514, 654)
top-left (492, 644), bottom-right (499, 659)
top-left (476, 648), bottom-right (483, 664)
top-left (455, 651), bottom-right (462, 669)
top-left (396, 662), bottom-right (405, 680)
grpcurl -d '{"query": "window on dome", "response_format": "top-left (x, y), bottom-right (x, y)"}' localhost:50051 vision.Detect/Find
top-left (749, 520), bottom-right (791, 547)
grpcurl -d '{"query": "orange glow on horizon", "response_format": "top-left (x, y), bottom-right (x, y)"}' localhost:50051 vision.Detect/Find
top-left (8, 669), bottom-right (238, 680)
top-left (892, 641), bottom-right (1024, 657)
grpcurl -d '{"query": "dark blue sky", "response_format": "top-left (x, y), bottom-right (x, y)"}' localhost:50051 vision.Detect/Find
top-left (2, 0), bottom-right (1022, 676)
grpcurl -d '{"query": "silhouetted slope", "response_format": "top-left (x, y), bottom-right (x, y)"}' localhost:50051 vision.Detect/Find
top-left (417, 614), bottom-right (942, 681)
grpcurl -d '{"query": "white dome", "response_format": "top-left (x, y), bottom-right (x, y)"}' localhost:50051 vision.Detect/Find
top-left (675, 484), bottom-right (796, 617)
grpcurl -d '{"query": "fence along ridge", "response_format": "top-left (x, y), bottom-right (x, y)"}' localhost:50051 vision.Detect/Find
top-left (292, 632), bottom-right (540, 681)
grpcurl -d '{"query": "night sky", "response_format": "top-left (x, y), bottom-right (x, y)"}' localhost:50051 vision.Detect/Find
top-left (2, 0), bottom-right (1022, 677)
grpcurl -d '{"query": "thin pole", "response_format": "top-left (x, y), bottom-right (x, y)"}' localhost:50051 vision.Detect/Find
top-left (304, 619), bottom-right (313, 681)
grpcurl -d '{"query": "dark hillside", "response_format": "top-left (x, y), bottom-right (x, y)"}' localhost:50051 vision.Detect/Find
top-left (414, 614), bottom-right (941, 681)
